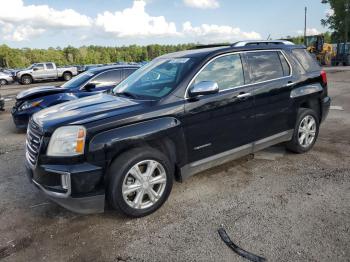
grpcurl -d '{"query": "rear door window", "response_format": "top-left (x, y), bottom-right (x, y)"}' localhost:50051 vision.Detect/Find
top-left (193, 54), bottom-right (244, 91)
top-left (292, 49), bottom-right (320, 72)
top-left (46, 63), bottom-right (54, 69)
top-left (245, 51), bottom-right (285, 83)
top-left (90, 69), bottom-right (122, 88)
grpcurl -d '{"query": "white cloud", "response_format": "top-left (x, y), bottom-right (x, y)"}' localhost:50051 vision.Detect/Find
top-left (297, 28), bottom-right (321, 36)
top-left (0, 0), bottom-right (91, 41)
top-left (0, 21), bottom-right (14, 34)
top-left (3, 25), bottom-right (45, 42)
top-left (0, 0), bottom-right (261, 44)
top-left (183, 0), bottom-right (219, 9)
top-left (95, 1), bottom-right (178, 38)
top-left (0, 0), bottom-right (91, 28)
top-left (325, 9), bottom-right (334, 17)
top-left (182, 22), bottom-right (261, 43)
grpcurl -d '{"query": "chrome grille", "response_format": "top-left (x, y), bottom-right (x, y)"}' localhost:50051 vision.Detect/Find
top-left (26, 120), bottom-right (43, 167)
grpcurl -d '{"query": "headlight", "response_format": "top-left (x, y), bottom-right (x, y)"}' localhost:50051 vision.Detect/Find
top-left (47, 126), bottom-right (86, 157)
top-left (19, 100), bottom-right (43, 111)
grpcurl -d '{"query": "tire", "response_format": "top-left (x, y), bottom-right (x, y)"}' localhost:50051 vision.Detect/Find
top-left (63, 72), bottom-right (72, 81)
top-left (0, 79), bottom-right (8, 86)
top-left (344, 55), bottom-right (350, 66)
top-left (21, 75), bottom-right (33, 85)
top-left (107, 147), bottom-right (174, 217)
top-left (286, 108), bottom-right (320, 154)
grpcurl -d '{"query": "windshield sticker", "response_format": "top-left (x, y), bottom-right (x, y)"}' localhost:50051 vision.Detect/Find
top-left (169, 58), bottom-right (190, 64)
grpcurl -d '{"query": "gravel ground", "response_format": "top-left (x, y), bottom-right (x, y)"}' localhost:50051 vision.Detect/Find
top-left (0, 71), bottom-right (349, 262)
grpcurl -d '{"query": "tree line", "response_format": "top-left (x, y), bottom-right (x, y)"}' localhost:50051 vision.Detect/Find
top-left (321, 0), bottom-right (350, 42)
top-left (0, 44), bottom-right (196, 69)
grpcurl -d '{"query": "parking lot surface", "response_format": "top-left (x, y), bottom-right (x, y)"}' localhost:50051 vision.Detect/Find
top-left (0, 71), bottom-right (349, 262)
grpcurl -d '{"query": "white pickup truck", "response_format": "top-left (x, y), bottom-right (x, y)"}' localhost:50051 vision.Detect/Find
top-left (16, 62), bottom-right (78, 85)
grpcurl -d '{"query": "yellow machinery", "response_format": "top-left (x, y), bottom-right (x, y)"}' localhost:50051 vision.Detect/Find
top-left (305, 35), bottom-right (335, 66)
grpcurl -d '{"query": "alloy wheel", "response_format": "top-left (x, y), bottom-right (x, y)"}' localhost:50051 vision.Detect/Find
top-left (122, 160), bottom-right (167, 209)
top-left (298, 115), bottom-right (317, 147)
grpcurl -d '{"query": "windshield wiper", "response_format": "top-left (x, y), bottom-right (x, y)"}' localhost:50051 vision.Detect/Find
top-left (115, 91), bottom-right (138, 99)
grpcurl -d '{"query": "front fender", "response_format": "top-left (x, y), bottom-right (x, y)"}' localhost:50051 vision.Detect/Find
top-left (17, 71), bottom-right (32, 79)
top-left (88, 117), bottom-right (186, 167)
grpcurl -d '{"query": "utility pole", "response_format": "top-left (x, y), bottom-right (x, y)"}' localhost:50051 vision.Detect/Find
top-left (304, 6), bottom-right (307, 46)
top-left (345, 0), bottom-right (349, 43)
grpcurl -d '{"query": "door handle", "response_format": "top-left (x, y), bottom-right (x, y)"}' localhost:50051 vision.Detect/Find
top-left (285, 81), bottom-right (294, 87)
top-left (236, 93), bottom-right (251, 99)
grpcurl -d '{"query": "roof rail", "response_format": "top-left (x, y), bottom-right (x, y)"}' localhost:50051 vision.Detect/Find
top-left (232, 40), bottom-right (295, 47)
top-left (191, 44), bottom-right (230, 49)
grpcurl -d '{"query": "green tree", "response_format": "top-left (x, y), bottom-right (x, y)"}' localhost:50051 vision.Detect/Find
top-left (321, 0), bottom-right (350, 42)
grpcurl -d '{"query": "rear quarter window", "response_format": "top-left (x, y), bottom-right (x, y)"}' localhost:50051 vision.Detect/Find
top-left (292, 49), bottom-right (320, 72)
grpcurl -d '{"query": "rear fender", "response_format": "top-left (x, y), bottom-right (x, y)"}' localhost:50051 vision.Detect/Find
top-left (290, 83), bottom-right (323, 121)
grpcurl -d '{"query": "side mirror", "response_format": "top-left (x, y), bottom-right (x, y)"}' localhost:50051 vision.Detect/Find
top-left (84, 83), bottom-right (96, 91)
top-left (188, 81), bottom-right (219, 97)
top-left (33, 67), bottom-right (39, 71)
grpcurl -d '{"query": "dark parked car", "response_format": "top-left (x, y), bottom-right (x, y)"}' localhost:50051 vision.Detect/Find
top-left (0, 95), bottom-right (4, 111)
top-left (12, 65), bottom-right (140, 129)
top-left (25, 41), bottom-right (330, 217)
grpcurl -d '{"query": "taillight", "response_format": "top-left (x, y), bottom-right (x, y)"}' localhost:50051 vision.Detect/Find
top-left (321, 70), bottom-right (327, 85)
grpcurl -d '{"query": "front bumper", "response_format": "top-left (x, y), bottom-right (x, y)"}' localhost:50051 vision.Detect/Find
top-left (25, 161), bottom-right (105, 214)
top-left (0, 98), bottom-right (4, 111)
top-left (321, 96), bottom-right (331, 123)
top-left (11, 106), bottom-right (40, 129)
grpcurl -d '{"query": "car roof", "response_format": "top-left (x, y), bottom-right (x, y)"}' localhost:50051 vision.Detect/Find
top-left (88, 64), bottom-right (141, 74)
top-left (159, 42), bottom-right (305, 60)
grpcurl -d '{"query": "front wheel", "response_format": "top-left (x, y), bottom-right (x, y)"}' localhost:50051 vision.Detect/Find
top-left (107, 147), bottom-right (174, 217)
top-left (286, 108), bottom-right (320, 154)
top-left (21, 75), bottom-right (33, 85)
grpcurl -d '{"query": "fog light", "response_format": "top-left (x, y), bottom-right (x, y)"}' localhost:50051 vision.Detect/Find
top-left (61, 175), bottom-right (70, 190)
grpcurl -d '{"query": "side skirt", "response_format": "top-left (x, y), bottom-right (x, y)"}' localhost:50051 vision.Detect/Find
top-left (180, 130), bottom-right (293, 180)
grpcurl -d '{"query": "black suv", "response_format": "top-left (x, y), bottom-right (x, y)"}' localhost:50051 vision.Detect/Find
top-left (25, 41), bottom-right (330, 217)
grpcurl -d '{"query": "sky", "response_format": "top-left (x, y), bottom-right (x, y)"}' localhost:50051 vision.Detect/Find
top-left (0, 0), bottom-right (332, 48)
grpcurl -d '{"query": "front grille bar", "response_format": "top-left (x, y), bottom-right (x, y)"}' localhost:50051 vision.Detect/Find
top-left (25, 120), bottom-right (43, 167)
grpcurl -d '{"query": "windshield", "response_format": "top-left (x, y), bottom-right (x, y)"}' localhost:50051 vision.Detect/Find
top-left (26, 64), bottom-right (35, 70)
top-left (61, 71), bottom-right (95, 89)
top-left (113, 57), bottom-right (195, 99)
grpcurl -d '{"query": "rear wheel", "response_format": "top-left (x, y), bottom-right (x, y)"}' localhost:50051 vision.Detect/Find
top-left (0, 79), bottom-right (8, 86)
top-left (344, 55), bottom-right (350, 66)
top-left (107, 147), bottom-right (174, 217)
top-left (21, 75), bottom-right (32, 85)
top-left (286, 108), bottom-right (319, 154)
top-left (63, 72), bottom-right (72, 81)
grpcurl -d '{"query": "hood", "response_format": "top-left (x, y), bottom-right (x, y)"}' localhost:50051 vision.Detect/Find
top-left (33, 93), bottom-right (145, 131)
top-left (16, 86), bottom-right (67, 100)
